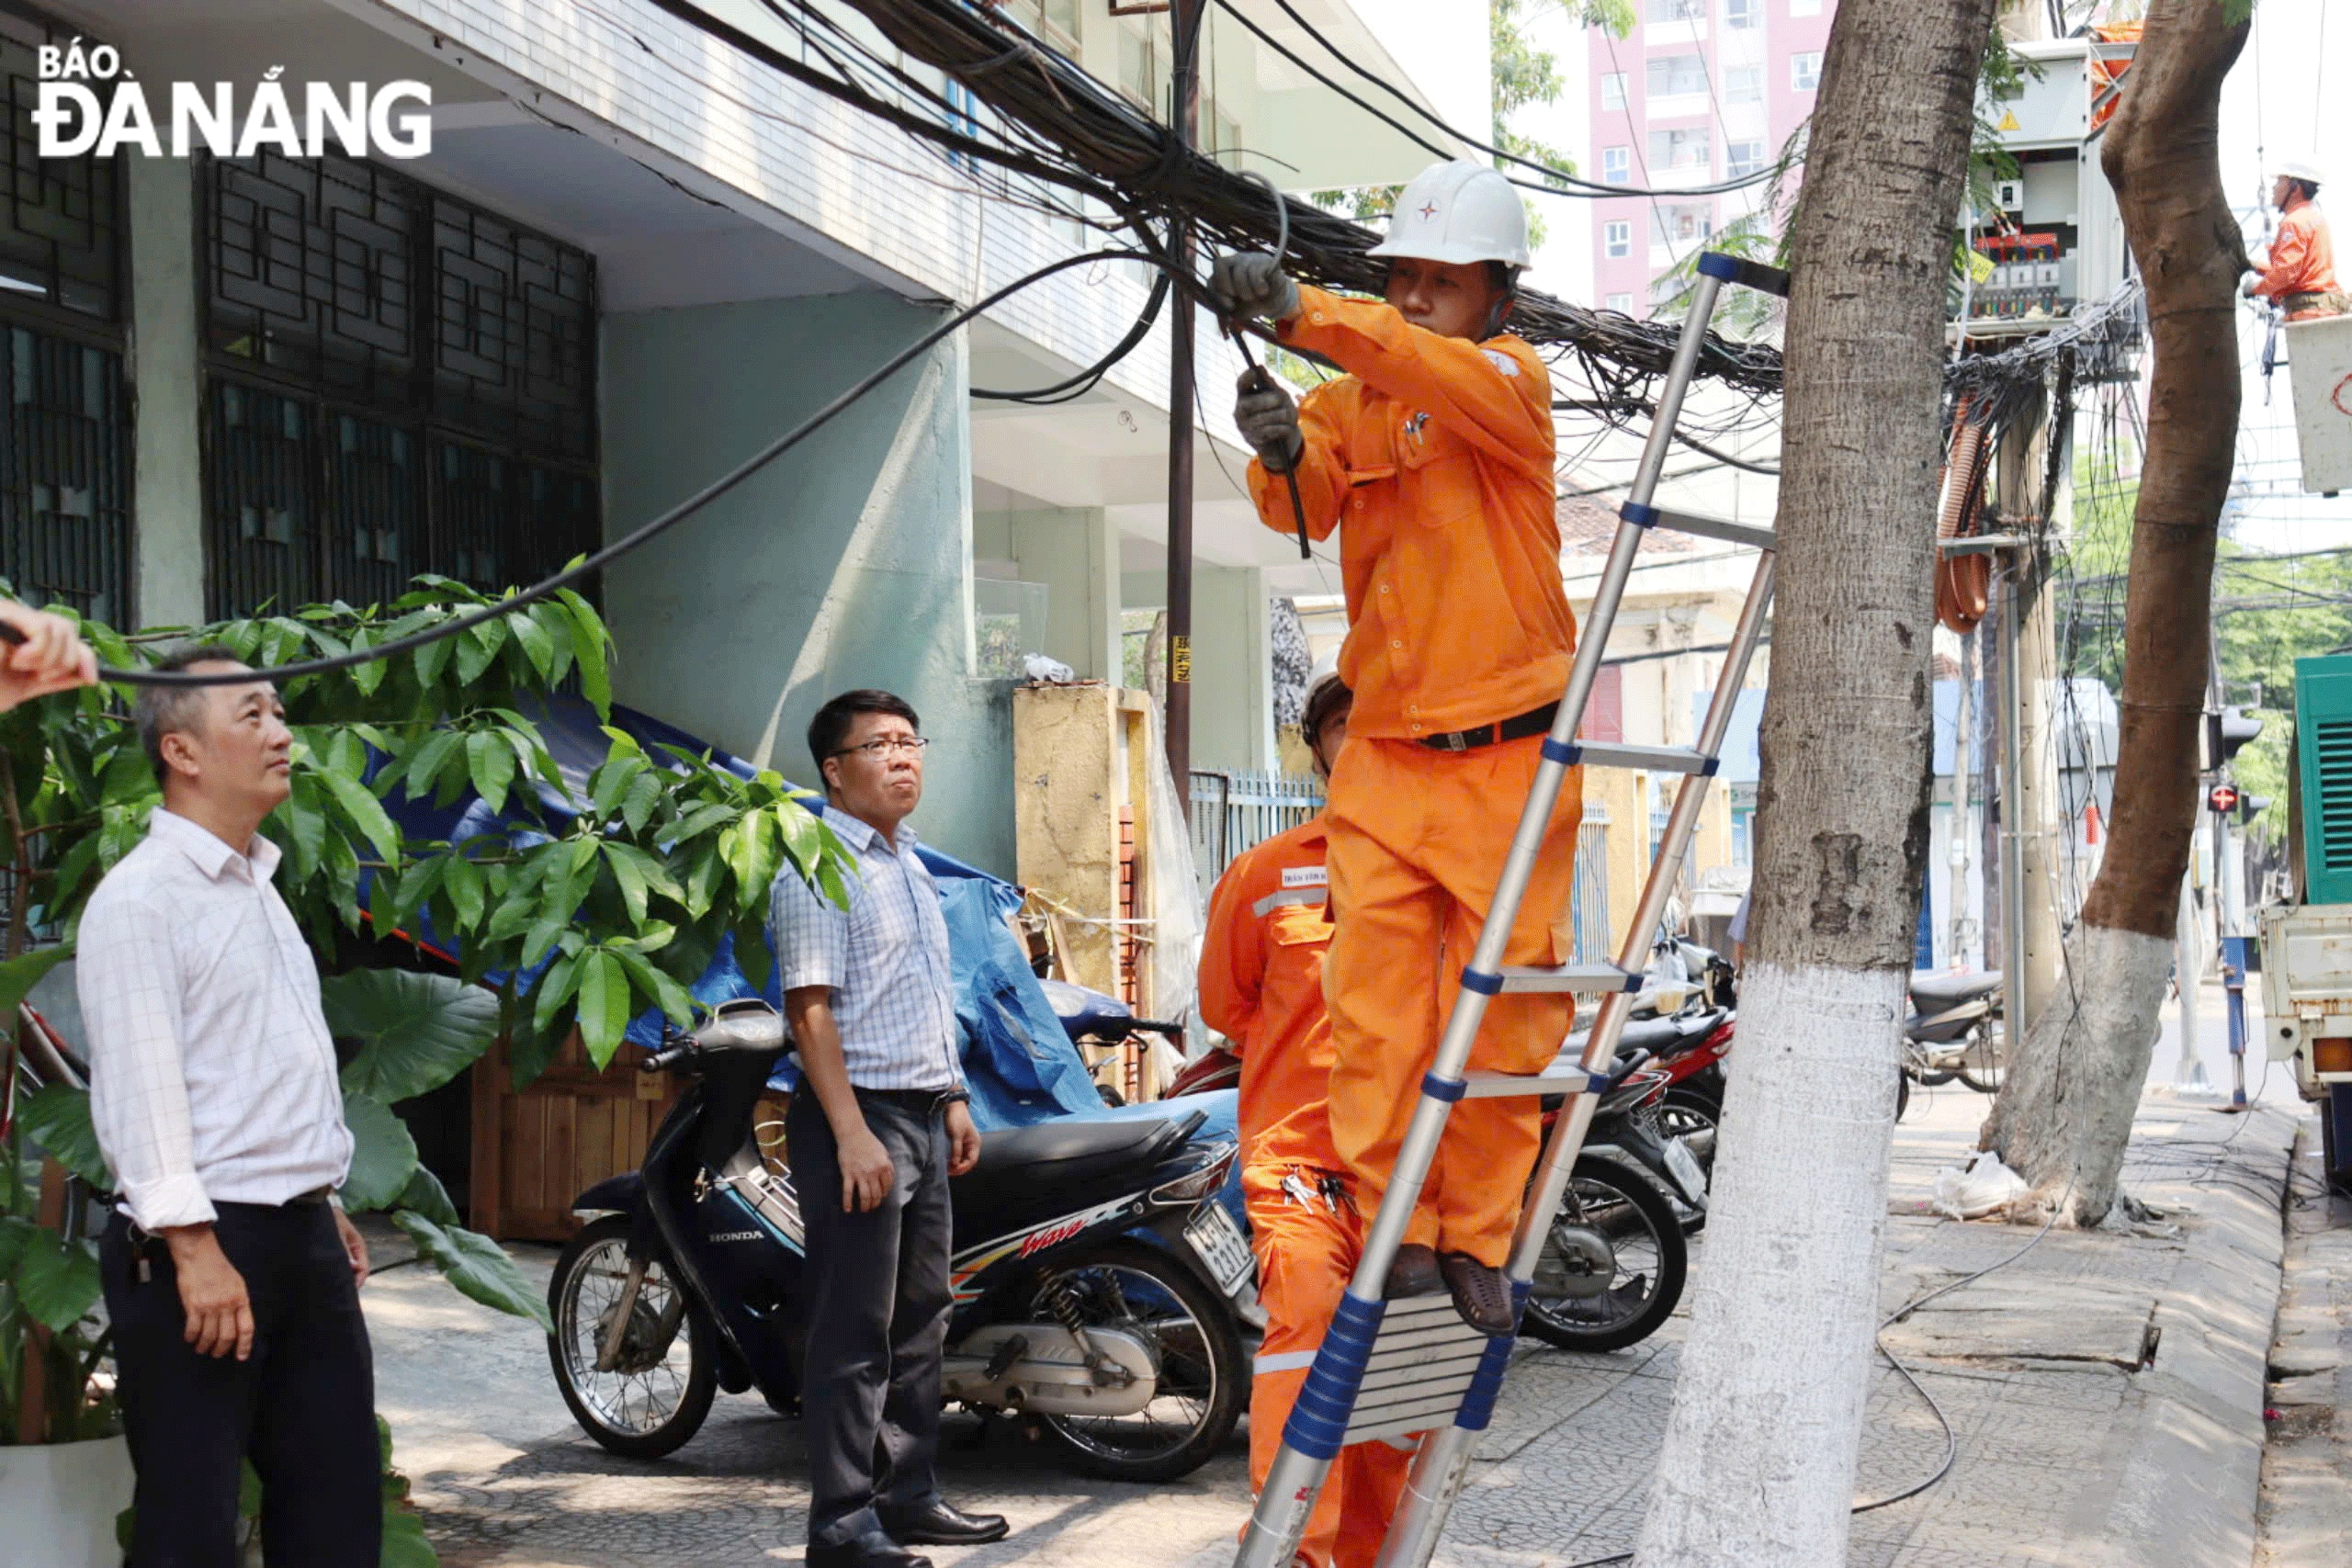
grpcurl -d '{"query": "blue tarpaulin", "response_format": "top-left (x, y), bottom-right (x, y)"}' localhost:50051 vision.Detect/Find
top-left (373, 697), bottom-right (1185, 1134)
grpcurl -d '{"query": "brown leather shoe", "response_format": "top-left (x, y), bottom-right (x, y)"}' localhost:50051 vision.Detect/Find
top-left (1439, 1252), bottom-right (1516, 1336)
top-left (1385, 1243), bottom-right (1442, 1299)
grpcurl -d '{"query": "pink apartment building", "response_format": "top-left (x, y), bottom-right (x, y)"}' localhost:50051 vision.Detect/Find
top-left (1588, 0), bottom-right (1837, 315)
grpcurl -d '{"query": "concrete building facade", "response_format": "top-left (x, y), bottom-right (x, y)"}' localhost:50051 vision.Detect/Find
top-left (0, 0), bottom-right (1485, 875)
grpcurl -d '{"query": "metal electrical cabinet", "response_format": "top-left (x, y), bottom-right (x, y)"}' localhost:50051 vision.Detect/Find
top-left (2260, 654), bottom-right (2352, 1187)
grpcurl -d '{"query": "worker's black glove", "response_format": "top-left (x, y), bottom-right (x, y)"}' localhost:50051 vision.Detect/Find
top-left (1209, 252), bottom-right (1302, 325)
top-left (1234, 368), bottom-right (1305, 472)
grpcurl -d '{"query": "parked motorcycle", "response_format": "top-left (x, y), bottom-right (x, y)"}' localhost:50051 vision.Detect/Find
top-left (1520, 1052), bottom-right (1701, 1352)
top-left (1905, 969), bottom-right (2005, 1094)
top-left (1036, 977), bottom-right (1187, 1107)
top-left (545, 1001), bottom-right (1250, 1482)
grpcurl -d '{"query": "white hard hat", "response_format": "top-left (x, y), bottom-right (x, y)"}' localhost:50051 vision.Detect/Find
top-left (1301, 650), bottom-right (1349, 740)
top-left (1367, 159), bottom-right (1532, 271)
top-left (2273, 157), bottom-right (2325, 186)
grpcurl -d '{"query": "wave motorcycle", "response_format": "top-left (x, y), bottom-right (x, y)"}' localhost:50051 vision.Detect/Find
top-left (545, 1002), bottom-right (1252, 1482)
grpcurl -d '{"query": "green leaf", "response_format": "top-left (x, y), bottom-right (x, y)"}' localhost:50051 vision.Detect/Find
top-left (393, 1163), bottom-right (461, 1229)
top-left (317, 764), bottom-right (401, 865)
top-left (611, 944), bottom-right (695, 1028)
top-left (12, 1226), bottom-right (102, 1333)
top-left (0, 942), bottom-right (73, 1017)
top-left (591, 756), bottom-right (645, 822)
top-left (17, 1083), bottom-right (109, 1190)
top-left (620, 770), bottom-right (663, 835)
top-left (381, 1506), bottom-right (439, 1568)
top-left (574, 950), bottom-right (630, 1067)
top-left (561, 592), bottom-right (611, 716)
top-left (276, 770), bottom-right (328, 880)
top-left (666, 800), bottom-right (739, 845)
top-left (455, 620), bottom-right (506, 686)
top-left (466, 730), bottom-right (517, 814)
top-left (508, 610), bottom-right (555, 682)
top-left (442, 852), bottom-right (486, 931)
top-left (531, 952), bottom-right (583, 1034)
top-left (348, 627), bottom-right (388, 697)
top-left (97, 748), bottom-right (153, 807)
top-left (413, 620), bottom-right (458, 687)
top-left (389, 1211), bottom-right (553, 1330)
top-left (520, 910), bottom-right (570, 973)
top-left (0, 1214), bottom-right (29, 1276)
top-left (340, 1091), bottom-right (421, 1213)
top-left (397, 731), bottom-right (463, 803)
top-left (605, 840), bottom-right (650, 926)
top-left (327, 970), bottom-right (502, 1104)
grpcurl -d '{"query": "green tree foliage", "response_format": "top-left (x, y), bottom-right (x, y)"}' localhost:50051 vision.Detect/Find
top-left (1, 574), bottom-right (857, 1456)
top-left (1312, 0), bottom-right (1625, 247)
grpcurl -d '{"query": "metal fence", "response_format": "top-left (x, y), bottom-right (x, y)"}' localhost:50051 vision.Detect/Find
top-left (1190, 774), bottom-right (1615, 964)
top-left (1188, 770), bottom-right (1324, 902)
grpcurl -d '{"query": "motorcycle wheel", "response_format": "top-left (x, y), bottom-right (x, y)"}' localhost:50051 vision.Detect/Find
top-left (1657, 1086), bottom-right (1721, 1165)
top-left (1896, 1063), bottom-right (1912, 1122)
top-left (1955, 1022), bottom-right (2005, 1094)
top-left (1521, 1158), bottom-right (1687, 1354)
top-left (1028, 1240), bottom-right (1246, 1483)
top-left (547, 1216), bottom-right (716, 1460)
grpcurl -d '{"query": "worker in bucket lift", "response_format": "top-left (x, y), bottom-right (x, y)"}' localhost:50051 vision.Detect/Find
top-left (1200, 662), bottom-right (1411, 1568)
top-left (1208, 158), bottom-right (1580, 1338)
top-left (2245, 157), bottom-right (2346, 321)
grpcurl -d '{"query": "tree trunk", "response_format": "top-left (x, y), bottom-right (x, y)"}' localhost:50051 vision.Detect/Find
top-left (1981, 0), bottom-right (2248, 1225)
top-left (1631, 2), bottom-right (1994, 1562)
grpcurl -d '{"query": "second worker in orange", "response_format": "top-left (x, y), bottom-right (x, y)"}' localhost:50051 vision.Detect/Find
top-left (1210, 158), bottom-right (1581, 1337)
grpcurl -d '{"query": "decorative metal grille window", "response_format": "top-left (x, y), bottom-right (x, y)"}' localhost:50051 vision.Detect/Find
top-left (0, 33), bottom-right (123, 327)
top-left (2, 326), bottom-right (130, 623)
top-left (201, 149), bottom-right (599, 618)
top-left (0, 28), bottom-right (130, 623)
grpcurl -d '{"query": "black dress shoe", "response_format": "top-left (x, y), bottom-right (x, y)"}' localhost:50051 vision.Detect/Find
top-left (1439, 1251), bottom-right (1517, 1337)
top-left (879, 1500), bottom-right (1011, 1546)
top-left (806, 1529), bottom-right (932, 1568)
top-left (1385, 1242), bottom-right (1443, 1299)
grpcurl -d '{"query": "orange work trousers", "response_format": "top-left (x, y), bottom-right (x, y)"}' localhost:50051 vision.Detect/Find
top-left (1244, 1159), bottom-right (1414, 1568)
top-left (1322, 735), bottom-right (1582, 1266)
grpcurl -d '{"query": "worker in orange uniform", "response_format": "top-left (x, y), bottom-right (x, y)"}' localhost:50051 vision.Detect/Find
top-left (1201, 664), bottom-right (1411, 1568)
top-left (2246, 157), bottom-right (2345, 321)
top-left (1207, 159), bottom-right (1579, 1337)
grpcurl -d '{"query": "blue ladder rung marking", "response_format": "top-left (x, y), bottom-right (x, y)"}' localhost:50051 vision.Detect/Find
top-left (1283, 1293), bottom-right (1386, 1461)
top-left (1697, 252), bottom-right (1792, 297)
top-left (1461, 967), bottom-right (1504, 997)
top-left (1702, 755), bottom-right (1721, 776)
top-left (1542, 737), bottom-right (1578, 766)
top-left (1421, 1073), bottom-right (1467, 1104)
top-left (1620, 501), bottom-right (1659, 527)
top-left (1453, 1284), bottom-right (1532, 1431)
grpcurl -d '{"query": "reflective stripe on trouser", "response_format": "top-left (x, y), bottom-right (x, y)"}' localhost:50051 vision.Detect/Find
top-left (1244, 1160), bottom-right (1415, 1568)
top-left (1322, 734), bottom-right (1582, 1266)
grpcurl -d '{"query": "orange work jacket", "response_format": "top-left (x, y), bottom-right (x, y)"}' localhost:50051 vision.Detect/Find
top-left (1246, 286), bottom-right (1574, 742)
top-left (1198, 815), bottom-right (1341, 1168)
top-left (2255, 196), bottom-right (2339, 309)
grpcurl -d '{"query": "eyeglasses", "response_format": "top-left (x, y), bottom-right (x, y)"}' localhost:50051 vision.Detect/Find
top-left (831, 735), bottom-right (931, 761)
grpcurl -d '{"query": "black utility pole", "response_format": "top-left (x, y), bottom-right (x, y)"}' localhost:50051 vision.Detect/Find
top-left (1164, 0), bottom-right (1204, 788)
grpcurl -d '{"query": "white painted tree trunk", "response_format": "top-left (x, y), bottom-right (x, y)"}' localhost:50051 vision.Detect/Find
top-left (1981, 922), bottom-right (2176, 1222)
top-left (1633, 963), bottom-right (1904, 1567)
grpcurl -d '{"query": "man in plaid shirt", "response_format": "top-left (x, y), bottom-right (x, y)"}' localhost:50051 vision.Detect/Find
top-left (772, 689), bottom-right (1007, 1568)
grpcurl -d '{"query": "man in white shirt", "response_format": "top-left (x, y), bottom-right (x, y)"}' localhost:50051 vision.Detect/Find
top-left (80, 646), bottom-right (379, 1568)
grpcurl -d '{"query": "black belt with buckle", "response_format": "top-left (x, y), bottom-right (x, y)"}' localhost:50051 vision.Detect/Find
top-left (1417, 703), bottom-right (1560, 753)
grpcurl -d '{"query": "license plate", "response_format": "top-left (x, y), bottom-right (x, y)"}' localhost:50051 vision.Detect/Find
top-left (1185, 1203), bottom-right (1254, 1294)
top-left (1663, 1137), bottom-right (1709, 1205)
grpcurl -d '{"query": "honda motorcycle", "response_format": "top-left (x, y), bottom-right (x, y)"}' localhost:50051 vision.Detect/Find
top-left (1905, 969), bottom-right (2005, 1094)
top-left (1521, 1051), bottom-right (1702, 1352)
top-left (545, 1001), bottom-right (1251, 1482)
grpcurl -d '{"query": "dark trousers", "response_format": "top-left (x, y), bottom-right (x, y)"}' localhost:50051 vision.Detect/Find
top-left (786, 1089), bottom-right (955, 1549)
top-left (99, 1202), bottom-right (380, 1568)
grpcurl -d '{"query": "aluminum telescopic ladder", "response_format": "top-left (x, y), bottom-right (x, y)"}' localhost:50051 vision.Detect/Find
top-left (1235, 252), bottom-right (1791, 1568)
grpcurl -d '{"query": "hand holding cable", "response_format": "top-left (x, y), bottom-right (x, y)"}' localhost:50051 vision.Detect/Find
top-left (1209, 174), bottom-right (1312, 560)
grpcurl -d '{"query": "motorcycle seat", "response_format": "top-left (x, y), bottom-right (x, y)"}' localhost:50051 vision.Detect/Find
top-left (1910, 970), bottom-right (2003, 1010)
top-left (961, 1108), bottom-right (1206, 1187)
top-left (1036, 977), bottom-right (1136, 1039)
top-left (1599, 1010), bottom-right (1726, 1059)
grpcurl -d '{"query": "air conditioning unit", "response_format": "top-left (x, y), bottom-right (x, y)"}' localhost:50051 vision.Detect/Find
top-left (1996, 179), bottom-right (2025, 212)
